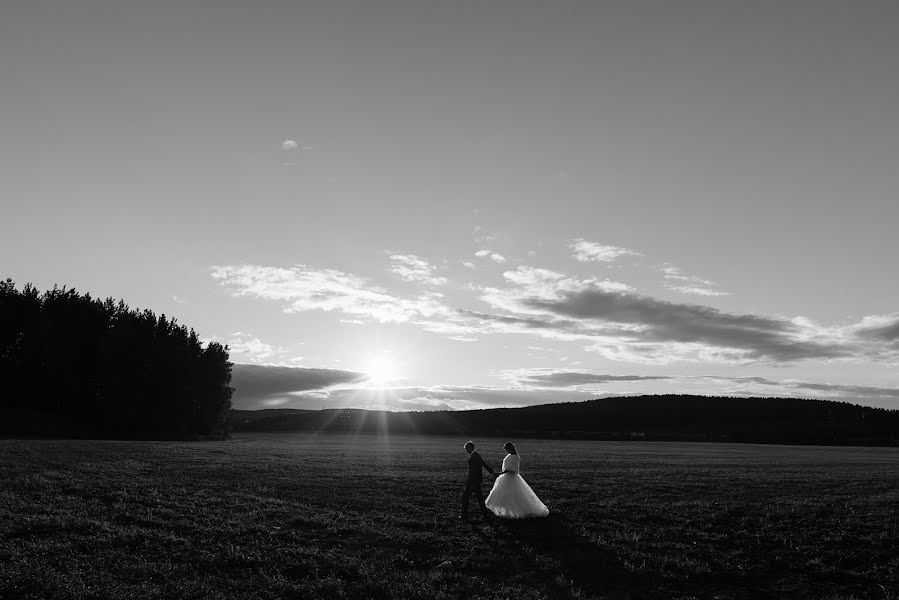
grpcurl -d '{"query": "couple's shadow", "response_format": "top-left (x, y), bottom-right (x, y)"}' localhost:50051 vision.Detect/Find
top-left (473, 512), bottom-right (657, 600)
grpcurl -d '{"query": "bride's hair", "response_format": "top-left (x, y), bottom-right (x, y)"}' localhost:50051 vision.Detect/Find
top-left (503, 442), bottom-right (517, 455)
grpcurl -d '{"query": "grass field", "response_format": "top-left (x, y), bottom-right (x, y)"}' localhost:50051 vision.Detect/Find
top-left (1, 434), bottom-right (897, 600)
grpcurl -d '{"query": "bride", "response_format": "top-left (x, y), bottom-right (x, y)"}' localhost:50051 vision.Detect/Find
top-left (485, 442), bottom-right (549, 519)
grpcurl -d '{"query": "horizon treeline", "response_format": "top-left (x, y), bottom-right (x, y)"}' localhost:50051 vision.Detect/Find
top-left (0, 279), bottom-right (232, 438)
top-left (233, 395), bottom-right (899, 446)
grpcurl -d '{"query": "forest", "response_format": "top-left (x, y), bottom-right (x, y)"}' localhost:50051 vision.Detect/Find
top-left (0, 279), bottom-right (232, 438)
top-left (233, 395), bottom-right (899, 446)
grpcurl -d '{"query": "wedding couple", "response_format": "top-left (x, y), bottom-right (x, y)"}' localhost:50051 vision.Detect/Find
top-left (461, 441), bottom-right (549, 521)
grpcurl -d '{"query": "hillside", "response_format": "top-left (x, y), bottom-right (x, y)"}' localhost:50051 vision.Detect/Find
top-left (231, 395), bottom-right (899, 446)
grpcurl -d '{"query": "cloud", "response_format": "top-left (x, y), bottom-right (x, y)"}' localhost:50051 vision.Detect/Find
top-left (472, 226), bottom-right (496, 246)
top-left (523, 285), bottom-right (848, 362)
top-left (493, 369), bottom-right (899, 408)
top-left (211, 264), bottom-right (451, 324)
top-left (669, 285), bottom-right (730, 297)
top-left (211, 263), bottom-right (897, 367)
top-left (281, 140), bottom-right (298, 151)
top-left (231, 361), bottom-right (899, 410)
top-left (569, 239), bottom-right (642, 263)
top-left (275, 377), bottom-right (899, 411)
top-left (224, 332), bottom-right (286, 364)
top-left (474, 249), bottom-right (507, 263)
top-left (457, 308), bottom-right (589, 337)
top-left (475, 266), bottom-right (855, 363)
top-left (388, 254), bottom-right (447, 286)
top-left (659, 264), bottom-right (730, 297)
top-left (290, 385), bottom-right (597, 411)
top-left (696, 375), bottom-right (899, 407)
top-left (782, 381), bottom-right (899, 400)
top-left (854, 314), bottom-right (899, 343)
top-left (506, 369), bottom-right (669, 388)
top-left (231, 363), bottom-right (367, 409)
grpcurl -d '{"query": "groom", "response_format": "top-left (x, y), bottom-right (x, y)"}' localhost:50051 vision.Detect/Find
top-left (460, 441), bottom-right (496, 521)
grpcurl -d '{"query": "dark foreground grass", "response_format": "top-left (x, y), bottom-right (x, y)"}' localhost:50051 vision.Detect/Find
top-left (1, 434), bottom-right (896, 600)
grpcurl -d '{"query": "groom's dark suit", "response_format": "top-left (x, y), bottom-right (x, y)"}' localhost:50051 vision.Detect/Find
top-left (461, 450), bottom-right (496, 518)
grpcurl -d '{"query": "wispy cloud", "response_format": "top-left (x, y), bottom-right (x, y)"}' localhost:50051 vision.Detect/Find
top-left (231, 359), bottom-right (899, 410)
top-left (854, 314), bottom-right (899, 344)
top-left (231, 363), bottom-right (368, 408)
top-left (699, 375), bottom-right (899, 405)
top-left (496, 369), bottom-right (899, 408)
top-left (569, 239), bottom-right (642, 263)
top-left (505, 369), bottom-right (669, 388)
top-left (388, 254), bottom-right (447, 286)
top-left (224, 331), bottom-right (287, 364)
top-left (211, 264), bottom-right (450, 324)
top-left (659, 263), bottom-right (730, 297)
top-left (212, 263), bottom-right (898, 367)
top-left (523, 285), bottom-right (848, 362)
top-left (281, 140), bottom-right (298, 151)
top-left (274, 384), bottom-right (596, 411)
top-left (472, 226), bottom-right (496, 246)
top-left (476, 266), bottom-right (873, 363)
top-left (236, 372), bottom-right (899, 411)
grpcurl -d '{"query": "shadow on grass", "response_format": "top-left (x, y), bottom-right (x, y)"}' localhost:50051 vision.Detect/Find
top-left (473, 511), bottom-right (660, 600)
top-left (475, 513), bottom-right (798, 600)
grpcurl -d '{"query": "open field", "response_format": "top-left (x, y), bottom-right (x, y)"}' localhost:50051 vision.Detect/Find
top-left (1, 434), bottom-right (897, 600)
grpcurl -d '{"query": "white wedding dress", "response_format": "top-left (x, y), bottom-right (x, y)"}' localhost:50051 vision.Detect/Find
top-left (485, 453), bottom-right (549, 519)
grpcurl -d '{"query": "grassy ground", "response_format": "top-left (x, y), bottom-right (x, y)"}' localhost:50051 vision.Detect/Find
top-left (1, 433), bottom-right (897, 599)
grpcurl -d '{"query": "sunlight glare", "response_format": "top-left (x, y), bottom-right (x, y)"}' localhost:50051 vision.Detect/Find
top-left (363, 352), bottom-right (402, 387)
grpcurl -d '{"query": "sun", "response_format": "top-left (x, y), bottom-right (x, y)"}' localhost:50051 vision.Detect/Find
top-left (363, 353), bottom-right (402, 387)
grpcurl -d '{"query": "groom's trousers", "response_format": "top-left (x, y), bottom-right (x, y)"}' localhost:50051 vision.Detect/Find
top-left (461, 480), bottom-right (489, 517)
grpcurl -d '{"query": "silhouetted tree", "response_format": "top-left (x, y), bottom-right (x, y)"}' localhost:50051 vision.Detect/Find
top-left (0, 279), bottom-right (232, 438)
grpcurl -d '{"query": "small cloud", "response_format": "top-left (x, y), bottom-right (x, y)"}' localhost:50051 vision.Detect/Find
top-left (462, 261), bottom-right (476, 269)
top-left (670, 285), bottom-right (730, 297)
top-left (658, 263), bottom-right (730, 297)
top-left (222, 331), bottom-right (287, 364)
top-left (281, 140), bottom-right (298, 151)
top-left (569, 239), bottom-right (642, 263)
top-left (172, 295), bottom-right (184, 304)
top-left (474, 249), bottom-right (507, 263)
top-left (388, 254), bottom-right (447, 286)
top-left (473, 226), bottom-right (496, 245)
top-left (504, 368), bottom-right (669, 388)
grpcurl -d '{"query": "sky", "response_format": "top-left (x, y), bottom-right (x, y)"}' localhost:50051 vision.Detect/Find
top-left (3, 1), bottom-right (899, 411)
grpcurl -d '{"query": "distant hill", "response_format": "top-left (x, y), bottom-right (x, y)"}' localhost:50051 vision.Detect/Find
top-left (231, 395), bottom-right (899, 446)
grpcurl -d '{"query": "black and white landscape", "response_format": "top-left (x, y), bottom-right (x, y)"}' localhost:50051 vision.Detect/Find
top-left (2, 1), bottom-right (898, 599)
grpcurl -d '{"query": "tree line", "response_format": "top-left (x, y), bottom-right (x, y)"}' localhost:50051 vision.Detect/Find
top-left (0, 279), bottom-right (232, 438)
top-left (233, 395), bottom-right (899, 446)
